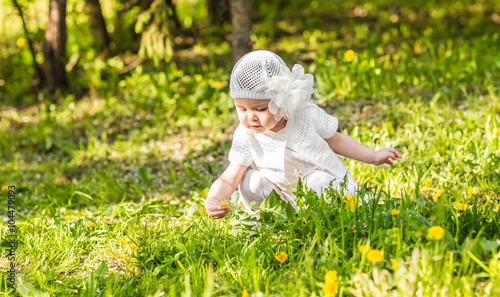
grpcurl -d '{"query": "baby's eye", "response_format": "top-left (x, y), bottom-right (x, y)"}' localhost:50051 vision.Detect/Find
top-left (256, 107), bottom-right (267, 111)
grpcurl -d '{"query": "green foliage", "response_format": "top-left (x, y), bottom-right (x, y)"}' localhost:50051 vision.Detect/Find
top-left (0, 0), bottom-right (500, 296)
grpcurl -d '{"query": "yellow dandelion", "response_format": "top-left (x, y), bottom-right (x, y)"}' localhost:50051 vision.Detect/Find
top-left (344, 49), bottom-right (355, 62)
top-left (325, 270), bottom-right (338, 283)
top-left (358, 245), bottom-right (368, 253)
top-left (414, 44), bottom-right (422, 54)
top-left (202, 188), bottom-right (210, 198)
top-left (213, 81), bottom-right (225, 89)
top-left (242, 288), bottom-right (249, 297)
top-left (323, 280), bottom-right (338, 296)
top-left (427, 226), bottom-right (445, 240)
top-left (467, 186), bottom-right (477, 197)
top-left (433, 189), bottom-right (445, 203)
top-left (345, 195), bottom-right (356, 211)
top-left (495, 128), bottom-right (500, 135)
top-left (88, 222), bottom-right (96, 228)
top-left (323, 270), bottom-right (338, 296)
top-left (391, 227), bottom-right (399, 232)
top-left (390, 258), bottom-right (398, 270)
top-left (423, 178), bottom-right (433, 187)
top-left (275, 252), bottom-right (288, 264)
top-left (17, 37), bottom-right (26, 47)
top-left (455, 203), bottom-right (468, 211)
top-left (373, 126), bottom-right (380, 132)
top-left (391, 209), bottom-right (400, 216)
top-left (1, 185), bottom-right (8, 192)
top-left (366, 249), bottom-right (384, 262)
top-left (218, 200), bottom-right (230, 207)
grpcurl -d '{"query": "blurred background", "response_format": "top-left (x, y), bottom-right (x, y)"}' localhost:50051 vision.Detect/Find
top-left (0, 0), bottom-right (499, 209)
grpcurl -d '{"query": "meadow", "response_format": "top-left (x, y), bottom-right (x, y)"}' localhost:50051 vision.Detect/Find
top-left (1, 0), bottom-right (500, 296)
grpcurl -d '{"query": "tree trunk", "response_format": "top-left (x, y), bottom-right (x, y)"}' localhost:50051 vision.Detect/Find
top-left (43, 0), bottom-right (68, 93)
top-left (86, 0), bottom-right (110, 52)
top-left (230, 0), bottom-right (252, 67)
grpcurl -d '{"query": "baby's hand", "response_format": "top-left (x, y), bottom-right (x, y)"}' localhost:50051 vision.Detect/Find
top-left (205, 198), bottom-right (230, 219)
top-left (372, 148), bottom-right (402, 166)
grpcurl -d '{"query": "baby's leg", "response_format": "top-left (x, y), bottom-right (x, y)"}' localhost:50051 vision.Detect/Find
top-left (239, 169), bottom-right (282, 216)
top-left (304, 170), bottom-right (359, 198)
top-left (304, 171), bottom-right (335, 195)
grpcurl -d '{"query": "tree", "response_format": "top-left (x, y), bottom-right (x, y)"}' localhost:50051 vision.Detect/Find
top-left (86, 0), bottom-right (111, 52)
top-left (230, 0), bottom-right (252, 67)
top-left (43, 0), bottom-right (68, 93)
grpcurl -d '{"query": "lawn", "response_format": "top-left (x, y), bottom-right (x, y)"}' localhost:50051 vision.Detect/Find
top-left (1, 0), bottom-right (500, 296)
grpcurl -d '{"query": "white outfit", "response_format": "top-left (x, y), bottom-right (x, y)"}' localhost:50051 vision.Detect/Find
top-left (228, 103), bottom-right (358, 215)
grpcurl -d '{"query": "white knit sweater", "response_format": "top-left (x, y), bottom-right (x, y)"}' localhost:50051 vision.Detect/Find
top-left (228, 103), bottom-right (358, 193)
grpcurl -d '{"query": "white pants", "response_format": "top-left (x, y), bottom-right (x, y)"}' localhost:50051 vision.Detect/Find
top-left (239, 169), bottom-right (339, 216)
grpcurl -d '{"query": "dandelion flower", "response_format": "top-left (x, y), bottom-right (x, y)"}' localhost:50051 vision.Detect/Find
top-left (366, 249), bottom-right (384, 262)
top-left (391, 209), bottom-right (400, 216)
top-left (495, 128), bottom-right (500, 135)
top-left (17, 37), bottom-right (26, 47)
top-left (467, 187), bottom-right (477, 197)
top-left (455, 203), bottom-right (468, 211)
top-left (345, 195), bottom-right (356, 211)
top-left (423, 178), bottom-right (433, 187)
top-left (88, 222), bottom-right (96, 228)
top-left (242, 289), bottom-right (249, 297)
top-left (433, 189), bottom-right (445, 203)
top-left (218, 200), bottom-right (230, 207)
top-left (323, 270), bottom-right (338, 296)
top-left (275, 252), bottom-right (288, 264)
top-left (202, 188), bottom-right (210, 198)
top-left (373, 126), bottom-right (380, 132)
top-left (1, 185), bottom-right (8, 192)
top-left (213, 81), bottom-right (225, 89)
top-left (427, 226), bottom-right (445, 240)
top-left (390, 259), bottom-right (398, 270)
top-left (325, 270), bottom-right (337, 283)
top-left (344, 50), bottom-right (355, 62)
top-left (391, 227), bottom-right (399, 232)
top-left (323, 280), bottom-right (338, 296)
top-left (358, 245), bottom-right (368, 253)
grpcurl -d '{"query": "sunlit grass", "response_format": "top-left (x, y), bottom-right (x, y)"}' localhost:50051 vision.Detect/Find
top-left (1, 0), bottom-right (500, 296)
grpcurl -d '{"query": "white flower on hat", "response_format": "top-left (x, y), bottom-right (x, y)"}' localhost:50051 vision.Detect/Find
top-left (266, 64), bottom-right (314, 120)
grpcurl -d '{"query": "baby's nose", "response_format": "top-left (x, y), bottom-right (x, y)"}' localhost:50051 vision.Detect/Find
top-left (248, 112), bottom-right (258, 121)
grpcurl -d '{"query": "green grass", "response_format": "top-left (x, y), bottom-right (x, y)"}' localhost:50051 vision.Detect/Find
top-left (1, 0), bottom-right (500, 296)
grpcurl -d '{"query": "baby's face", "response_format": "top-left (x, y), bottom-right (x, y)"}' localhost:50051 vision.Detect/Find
top-left (234, 98), bottom-right (286, 133)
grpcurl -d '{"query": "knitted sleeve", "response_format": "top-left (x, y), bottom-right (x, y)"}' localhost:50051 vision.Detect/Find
top-left (312, 104), bottom-right (339, 139)
top-left (228, 124), bottom-right (253, 166)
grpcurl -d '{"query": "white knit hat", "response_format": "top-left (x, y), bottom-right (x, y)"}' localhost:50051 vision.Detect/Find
top-left (230, 50), bottom-right (287, 100)
top-left (230, 50), bottom-right (314, 120)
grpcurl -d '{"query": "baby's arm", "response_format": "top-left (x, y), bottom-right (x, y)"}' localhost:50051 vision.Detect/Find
top-left (205, 163), bottom-right (248, 219)
top-left (326, 132), bottom-right (402, 166)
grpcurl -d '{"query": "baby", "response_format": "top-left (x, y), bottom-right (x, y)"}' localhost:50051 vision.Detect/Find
top-left (205, 50), bottom-right (402, 219)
